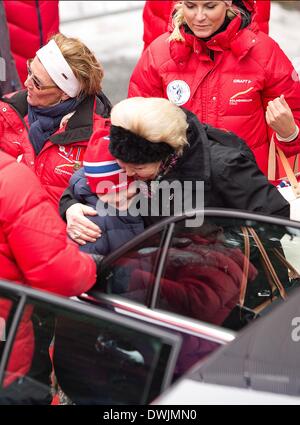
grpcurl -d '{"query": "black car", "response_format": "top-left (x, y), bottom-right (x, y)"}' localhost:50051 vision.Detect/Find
top-left (1, 209), bottom-right (300, 404)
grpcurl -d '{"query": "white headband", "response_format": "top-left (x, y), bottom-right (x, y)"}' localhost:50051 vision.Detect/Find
top-left (36, 39), bottom-right (81, 98)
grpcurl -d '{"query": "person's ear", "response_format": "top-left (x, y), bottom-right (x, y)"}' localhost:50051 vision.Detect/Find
top-left (60, 92), bottom-right (70, 102)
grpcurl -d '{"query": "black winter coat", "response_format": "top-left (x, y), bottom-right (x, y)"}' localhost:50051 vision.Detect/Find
top-left (60, 110), bottom-right (289, 227)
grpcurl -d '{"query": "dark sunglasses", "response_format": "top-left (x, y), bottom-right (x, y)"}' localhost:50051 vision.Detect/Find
top-left (26, 59), bottom-right (58, 90)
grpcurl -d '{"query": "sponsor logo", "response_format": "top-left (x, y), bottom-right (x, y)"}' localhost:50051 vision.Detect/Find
top-left (167, 80), bottom-right (191, 106)
top-left (54, 163), bottom-right (75, 177)
top-left (233, 79), bottom-right (252, 84)
top-left (229, 87), bottom-right (254, 105)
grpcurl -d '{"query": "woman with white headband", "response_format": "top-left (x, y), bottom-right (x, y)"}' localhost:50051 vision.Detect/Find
top-left (0, 33), bottom-right (111, 208)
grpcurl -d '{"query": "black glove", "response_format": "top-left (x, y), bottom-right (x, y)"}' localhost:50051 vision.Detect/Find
top-left (92, 254), bottom-right (104, 272)
top-left (91, 254), bottom-right (105, 289)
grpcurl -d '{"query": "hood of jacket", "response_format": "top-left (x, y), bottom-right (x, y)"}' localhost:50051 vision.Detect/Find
top-left (169, 0), bottom-right (258, 63)
top-left (234, 0), bottom-right (255, 13)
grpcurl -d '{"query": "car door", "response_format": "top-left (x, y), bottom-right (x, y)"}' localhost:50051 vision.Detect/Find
top-left (0, 279), bottom-right (181, 405)
top-left (89, 208), bottom-right (300, 346)
top-left (88, 220), bottom-right (234, 379)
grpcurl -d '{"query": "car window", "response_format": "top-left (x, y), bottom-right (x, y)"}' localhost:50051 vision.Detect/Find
top-left (0, 282), bottom-right (181, 405)
top-left (0, 292), bottom-right (20, 376)
top-left (96, 230), bottom-right (166, 306)
top-left (0, 293), bottom-right (19, 338)
top-left (154, 216), bottom-right (300, 331)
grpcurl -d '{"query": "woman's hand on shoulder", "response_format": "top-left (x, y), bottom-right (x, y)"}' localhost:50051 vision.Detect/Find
top-left (66, 203), bottom-right (101, 245)
top-left (266, 95), bottom-right (297, 139)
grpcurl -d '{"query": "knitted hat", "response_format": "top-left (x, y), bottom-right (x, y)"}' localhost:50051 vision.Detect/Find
top-left (109, 125), bottom-right (175, 164)
top-left (83, 130), bottom-right (133, 194)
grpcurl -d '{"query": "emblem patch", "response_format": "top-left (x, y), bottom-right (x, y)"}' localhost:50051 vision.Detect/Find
top-left (167, 80), bottom-right (191, 106)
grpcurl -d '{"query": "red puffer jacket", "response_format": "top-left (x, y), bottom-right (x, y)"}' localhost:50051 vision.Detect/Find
top-left (0, 151), bottom-right (96, 387)
top-left (129, 1), bottom-right (300, 176)
top-left (4, 0), bottom-right (59, 84)
top-left (128, 234), bottom-right (257, 326)
top-left (0, 91), bottom-right (111, 207)
top-left (142, 0), bottom-right (270, 49)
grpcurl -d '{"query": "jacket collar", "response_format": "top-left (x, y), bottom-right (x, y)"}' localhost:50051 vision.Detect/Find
top-left (2, 90), bottom-right (111, 146)
top-left (170, 9), bottom-right (259, 64)
top-left (165, 108), bottom-right (211, 190)
top-left (50, 94), bottom-right (96, 145)
top-left (2, 89), bottom-right (28, 117)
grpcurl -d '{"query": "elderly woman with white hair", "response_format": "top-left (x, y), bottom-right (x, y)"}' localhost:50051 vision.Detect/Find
top-left (0, 33), bottom-right (111, 207)
top-left (60, 97), bottom-right (291, 243)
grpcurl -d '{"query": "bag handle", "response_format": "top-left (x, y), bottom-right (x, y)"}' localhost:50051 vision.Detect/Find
top-left (272, 248), bottom-right (300, 280)
top-left (268, 135), bottom-right (277, 181)
top-left (240, 226), bottom-right (250, 306)
top-left (294, 155), bottom-right (299, 175)
top-left (268, 135), bottom-right (300, 198)
top-left (240, 226), bottom-right (287, 308)
top-left (247, 227), bottom-right (287, 300)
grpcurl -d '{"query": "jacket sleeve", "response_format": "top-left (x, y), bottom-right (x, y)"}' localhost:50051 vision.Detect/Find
top-left (1, 161), bottom-right (96, 296)
top-left (128, 42), bottom-right (165, 98)
top-left (59, 186), bottom-right (80, 221)
top-left (0, 122), bottom-right (21, 160)
top-left (262, 39), bottom-right (300, 156)
top-left (80, 233), bottom-right (109, 257)
top-left (211, 146), bottom-right (290, 219)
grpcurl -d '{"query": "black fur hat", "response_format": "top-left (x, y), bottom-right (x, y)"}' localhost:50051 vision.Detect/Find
top-left (109, 125), bottom-right (175, 164)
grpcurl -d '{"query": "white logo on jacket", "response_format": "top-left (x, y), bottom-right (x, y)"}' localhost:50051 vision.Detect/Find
top-left (167, 80), bottom-right (191, 106)
top-left (233, 79), bottom-right (252, 84)
top-left (229, 87), bottom-right (254, 106)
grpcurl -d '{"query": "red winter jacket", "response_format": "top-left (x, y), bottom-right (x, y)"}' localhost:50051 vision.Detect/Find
top-left (4, 0), bottom-right (59, 84)
top-left (128, 234), bottom-right (257, 326)
top-left (142, 0), bottom-right (270, 49)
top-left (0, 91), bottom-right (111, 207)
top-left (130, 1), bottom-right (300, 176)
top-left (0, 151), bottom-right (96, 387)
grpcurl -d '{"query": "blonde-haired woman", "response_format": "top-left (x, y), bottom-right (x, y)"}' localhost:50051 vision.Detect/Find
top-left (129, 1), bottom-right (300, 177)
top-left (0, 33), bottom-right (111, 207)
top-left (142, 1), bottom-right (270, 51)
top-left (61, 97), bottom-right (290, 241)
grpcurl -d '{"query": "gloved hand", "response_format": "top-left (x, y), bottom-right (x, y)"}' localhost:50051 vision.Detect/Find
top-left (91, 254), bottom-right (105, 288)
top-left (92, 254), bottom-right (104, 271)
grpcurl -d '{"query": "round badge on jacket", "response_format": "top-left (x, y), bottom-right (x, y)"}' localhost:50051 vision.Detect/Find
top-left (167, 80), bottom-right (191, 106)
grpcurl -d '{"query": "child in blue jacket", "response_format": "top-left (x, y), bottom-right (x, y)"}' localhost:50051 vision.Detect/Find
top-left (70, 134), bottom-right (144, 256)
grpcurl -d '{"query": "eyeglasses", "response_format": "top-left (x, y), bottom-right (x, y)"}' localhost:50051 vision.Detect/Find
top-left (26, 59), bottom-right (58, 90)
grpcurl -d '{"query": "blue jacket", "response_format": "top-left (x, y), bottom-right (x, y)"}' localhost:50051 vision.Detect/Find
top-left (69, 169), bottom-right (144, 256)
